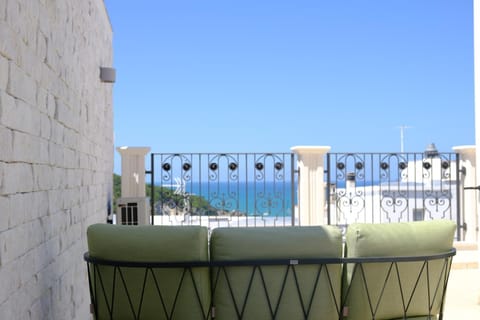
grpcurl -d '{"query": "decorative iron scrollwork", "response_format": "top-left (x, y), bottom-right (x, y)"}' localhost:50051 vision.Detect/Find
top-left (335, 189), bottom-right (365, 223)
top-left (210, 191), bottom-right (237, 212)
top-left (326, 151), bottom-right (457, 226)
top-left (159, 154), bottom-right (193, 184)
top-left (150, 152), bottom-right (295, 220)
top-left (207, 154), bottom-right (240, 181)
top-left (334, 153), bottom-right (366, 182)
top-left (253, 153), bottom-right (287, 181)
top-left (381, 191), bottom-right (408, 222)
top-left (441, 161), bottom-right (450, 169)
top-left (424, 190), bottom-right (451, 219)
top-left (255, 163), bottom-right (264, 171)
top-left (255, 192), bottom-right (283, 217)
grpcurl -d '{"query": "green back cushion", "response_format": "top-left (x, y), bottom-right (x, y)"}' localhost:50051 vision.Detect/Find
top-left (343, 220), bottom-right (456, 320)
top-left (210, 226), bottom-right (343, 320)
top-left (86, 224), bottom-right (210, 320)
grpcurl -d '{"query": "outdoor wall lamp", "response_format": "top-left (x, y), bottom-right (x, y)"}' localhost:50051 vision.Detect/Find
top-left (100, 67), bottom-right (116, 83)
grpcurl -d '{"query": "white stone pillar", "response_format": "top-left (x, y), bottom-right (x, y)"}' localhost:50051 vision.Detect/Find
top-left (291, 146), bottom-right (331, 226)
top-left (116, 146), bottom-right (151, 197)
top-left (453, 145), bottom-right (477, 242)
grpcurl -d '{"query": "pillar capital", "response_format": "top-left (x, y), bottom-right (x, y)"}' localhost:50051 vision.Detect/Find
top-left (291, 146), bottom-right (331, 155)
top-left (116, 146), bottom-right (151, 157)
top-left (452, 145), bottom-right (476, 158)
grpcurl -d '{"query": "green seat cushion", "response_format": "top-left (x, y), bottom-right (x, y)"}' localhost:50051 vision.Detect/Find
top-left (345, 219), bottom-right (456, 257)
top-left (210, 226), bottom-right (343, 320)
top-left (343, 220), bottom-right (456, 320)
top-left (87, 223), bottom-right (209, 262)
top-left (87, 224), bottom-right (210, 320)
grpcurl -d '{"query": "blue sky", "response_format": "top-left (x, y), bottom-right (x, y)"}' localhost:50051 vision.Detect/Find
top-left (104, 1), bottom-right (475, 173)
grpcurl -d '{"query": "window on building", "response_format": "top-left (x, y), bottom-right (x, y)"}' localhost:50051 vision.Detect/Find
top-left (413, 208), bottom-right (425, 221)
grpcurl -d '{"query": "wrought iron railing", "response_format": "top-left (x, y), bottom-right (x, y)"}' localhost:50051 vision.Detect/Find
top-left (325, 152), bottom-right (462, 237)
top-left (147, 151), bottom-right (463, 236)
top-left (148, 153), bottom-right (297, 229)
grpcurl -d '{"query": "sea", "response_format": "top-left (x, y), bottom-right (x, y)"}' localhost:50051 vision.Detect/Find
top-left (158, 179), bottom-right (387, 217)
top-left (175, 181), bottom-right (297, 217)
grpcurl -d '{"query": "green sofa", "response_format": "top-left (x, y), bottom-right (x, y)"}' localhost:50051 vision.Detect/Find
top-left (84, 220), bottom-right (456, 320)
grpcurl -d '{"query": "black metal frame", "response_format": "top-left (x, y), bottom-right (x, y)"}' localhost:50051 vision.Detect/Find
top-left (341, 251), bottom-right (455, 320)
top-left (85, 249), bottom-right (455, 320)
top-left (85, 254), bottom-right (212, 320)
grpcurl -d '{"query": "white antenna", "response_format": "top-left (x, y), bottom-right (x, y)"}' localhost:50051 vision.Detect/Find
top-left (397, 125), bottom-right (412, 153)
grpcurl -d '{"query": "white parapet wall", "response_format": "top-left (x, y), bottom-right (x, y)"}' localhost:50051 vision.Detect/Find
top-left (0, 1), bottom-right (113, 319)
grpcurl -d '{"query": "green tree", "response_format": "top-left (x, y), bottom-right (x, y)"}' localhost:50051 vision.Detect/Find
top-left (114, 174), bottom-right (217, 215)
top-left (113, 173), bottom-right (121, 208)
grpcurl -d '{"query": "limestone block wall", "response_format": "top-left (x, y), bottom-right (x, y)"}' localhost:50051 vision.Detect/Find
top-left (0, 0), bottom-right (113, 319)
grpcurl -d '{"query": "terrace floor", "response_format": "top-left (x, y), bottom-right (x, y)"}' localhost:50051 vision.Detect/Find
top-left (443, 246), bottom-right (480, 318)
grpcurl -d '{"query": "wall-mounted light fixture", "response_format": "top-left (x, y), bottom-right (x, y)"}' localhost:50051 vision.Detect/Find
top-left (100, 67), bottom-right (116, 83)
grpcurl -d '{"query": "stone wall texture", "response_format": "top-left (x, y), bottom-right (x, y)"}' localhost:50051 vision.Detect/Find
top-left (0, 0), bottom-right (113, 318)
